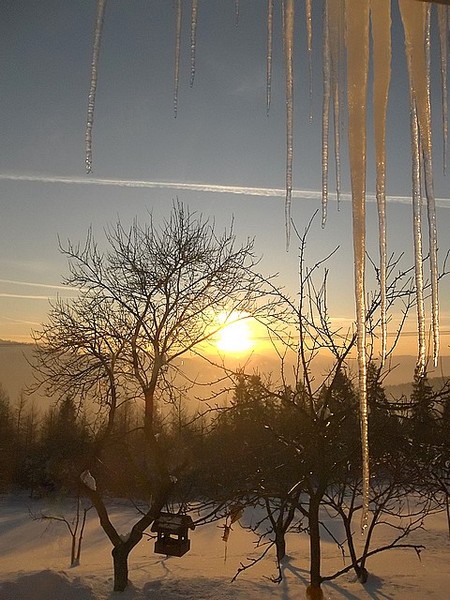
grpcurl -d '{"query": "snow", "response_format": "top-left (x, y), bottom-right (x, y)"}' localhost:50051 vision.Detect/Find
top-left (0, 494), bottom-right (449, 599)
top-left (80, 470), bottom-right (97, 491)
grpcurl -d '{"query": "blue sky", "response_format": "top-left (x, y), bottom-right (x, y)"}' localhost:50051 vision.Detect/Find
top-left (0, 0), bottom-right (449, 360)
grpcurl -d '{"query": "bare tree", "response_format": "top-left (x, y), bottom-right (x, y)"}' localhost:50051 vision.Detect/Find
top-left (208, 213), bottom-right (447, 599)
top-left (31, 202), bottom-right (271, 592)
top-left (29, 494), bottom-right (93, 567)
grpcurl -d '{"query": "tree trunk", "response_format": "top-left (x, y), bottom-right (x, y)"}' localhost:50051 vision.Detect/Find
top-left (275, 529), bottom-right (286, 564)
top-left (309, 496), bottom-right (322, 589)
top-left (306, 584), bottom-right (324, 600)
top-left (112, 543), bottom-right (132, 592)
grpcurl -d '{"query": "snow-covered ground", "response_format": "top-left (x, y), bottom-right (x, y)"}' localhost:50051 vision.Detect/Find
top-left (0, 494), bottom-right (448, 599)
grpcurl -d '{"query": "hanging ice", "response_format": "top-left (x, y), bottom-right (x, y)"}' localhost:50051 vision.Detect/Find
top-left (410, 100), bottom-right (427, 376)
top-left (370, 0), bottom-right (391, 365)
top-left (283, 0), bottom-right (295, 249)
top-left (190, 0), bottom-right (198, 88)
top-left (438, 4), bottom-right (448, 174)
top-left (328, 0), bottom-right (344, 209)
top-left (306, 0), bottom-right (313, 121)
top-left (85, 0), bottom-right (107, 174)
top-left (321, 0), bottom-right (344, 226)
top-left (399, 0), bottom-right (440, 369)
top-left (346, 0), bottom-right (370, 532)
top-left (235, 0), bottom-right (240, 26)
top-left (321, 1), bottom-right (331, 228)
top-left (266, 0), bottom-right (274, 115)
top-left (173, 0), bottom-right (182, 118)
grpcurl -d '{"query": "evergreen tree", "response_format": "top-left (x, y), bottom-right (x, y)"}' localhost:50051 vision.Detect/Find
top-left (39, 396), bottom-right (92, 493)
top-left (0, 384), bottom-right (14, 490)
top-left (410, 368), bottom-right (436, 446)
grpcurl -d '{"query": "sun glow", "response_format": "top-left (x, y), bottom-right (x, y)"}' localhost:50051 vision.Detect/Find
top-left (216, 312), bottom-right (254, 354)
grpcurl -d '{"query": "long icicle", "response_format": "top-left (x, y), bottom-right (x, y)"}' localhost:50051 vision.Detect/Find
top-left (283, 0), bottom-right (295, 249)
top-left (328, 0), bottom-right (344, 209)
top-left (438, 4), bottom-right (448, 174)
top-left (235, 0), bottom-right (240, 26)
top-left (321, 1), bottom-right (331, 228)
top-left (346, 0), bottom-right (370, 532)
top-left (266, 0), bottom-right (274, 116)
top-left (306, 0), bottom-right (313, 122)
top-left (85, 0), bottom-right (107, 174)
top-left (332, 82), bottom-right (342, 208)
top-left (411, 99), bottom-right (427, 377)
top-left (399, 0), bottom-right (439, 369)
top-left (424, 5), bottom-right (439, 368)
top-left (370, 0), bottom-right (391, 366)
top-left (190, 0), bottom-right (198, 88)
top-left (173, 0), bottom-right (182, 118)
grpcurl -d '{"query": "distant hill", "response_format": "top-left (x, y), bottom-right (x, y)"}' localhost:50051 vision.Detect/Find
top-left (1, 339), bottom-right (449, 410)
top-left (386, 376), bottom-right (449, 400)
top-left (381, 355), bottom-right (450, 388)
top-left (0, 340), bottom-right (36, 401)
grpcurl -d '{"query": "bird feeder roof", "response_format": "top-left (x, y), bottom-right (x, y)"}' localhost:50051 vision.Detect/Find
top-left (151, 512), bottom-right (195, 533)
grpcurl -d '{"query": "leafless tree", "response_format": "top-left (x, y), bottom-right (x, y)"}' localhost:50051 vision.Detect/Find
top-left (31, 201), bottom-right (273, 592)
top-left (29, 495), bottom-right (93, 567)
top-left (218, 213), bottom-right (447, 599)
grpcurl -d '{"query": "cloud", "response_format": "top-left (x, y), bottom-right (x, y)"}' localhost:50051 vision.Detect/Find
top-left (1, 173), bottom-right (450, 207)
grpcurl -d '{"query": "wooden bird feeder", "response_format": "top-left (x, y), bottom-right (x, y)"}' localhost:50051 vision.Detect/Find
top-left (151, 512), bottom-right (195, 557)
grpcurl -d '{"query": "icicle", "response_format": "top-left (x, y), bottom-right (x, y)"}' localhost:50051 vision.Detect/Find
top-left (190, 0), bottom-right (198, 88)
top-left (424, 6), bottom-right (440, 369)
top-left (332, 84), bottom-right (342, 208)
top-left (235, 0), bottom-right (240, 26)
top-left (283, 0), bottom-right (295, 249)
top-left (438, 5), bottom-right (448, 174)
top-left (411, 100), bottom-right (427, 377)
top-left (328, 0), bottom-right (344, 209)
top-left (306, 0), bottom-right (313, 122)
top-left (173, 0), bottom-right (182, 118)
top-left (346, 0), bottom-right (370, 533)
top-left (399, 0), bottom-right (440, 368)
top-left (266, 0), bottom-right (274, 115)
top-left (85, 0), bottom-right (107, 175)
top-left (370, 0), bottom-right (391, 366)
top-left (321, 1), bottom-right (331, 228)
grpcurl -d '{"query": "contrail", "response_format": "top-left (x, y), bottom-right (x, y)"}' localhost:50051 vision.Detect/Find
top-left (1, 173), bottom-right (450, 207)
top-left (0, 278), bottom-right (75, 291)
top-left (0, 293), bottom-right (79, 300)
top-left (1, 315), bottom-right (41, 326)
top-left (0, 293), bottom-right (54, 300)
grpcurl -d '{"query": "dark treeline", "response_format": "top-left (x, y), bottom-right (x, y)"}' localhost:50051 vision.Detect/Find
top-left (1, 363), bottom-right (449, 517)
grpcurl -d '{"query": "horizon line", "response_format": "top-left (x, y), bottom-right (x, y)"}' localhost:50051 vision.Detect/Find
top-left (1, 173), bottom-right (450, 207)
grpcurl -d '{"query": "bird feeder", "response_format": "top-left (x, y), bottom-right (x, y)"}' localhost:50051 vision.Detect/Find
top-left (151, 512), bottom-right (195, 557)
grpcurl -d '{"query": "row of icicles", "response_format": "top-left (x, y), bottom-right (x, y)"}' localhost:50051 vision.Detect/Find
top-left (84, 0), bottom-right (448, 531)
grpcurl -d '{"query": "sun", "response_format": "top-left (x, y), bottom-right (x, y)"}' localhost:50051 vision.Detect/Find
top-left (216, 312), bottom-right (254, 354)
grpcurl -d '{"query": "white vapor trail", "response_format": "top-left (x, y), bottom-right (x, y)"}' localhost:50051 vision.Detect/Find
top-left (0, 278), bottom-right (75, 291)
top-left (0, 293), bottom-right (54, 300)
top-left (1, 173), bottom-right (450, 207)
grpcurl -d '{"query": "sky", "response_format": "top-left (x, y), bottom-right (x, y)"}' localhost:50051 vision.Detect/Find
top-left (0, 0), bottom-right (449, 365)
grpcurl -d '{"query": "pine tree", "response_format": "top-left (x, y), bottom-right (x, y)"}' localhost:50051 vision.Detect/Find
top-left (410, 368), bottom-right (436, 446)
